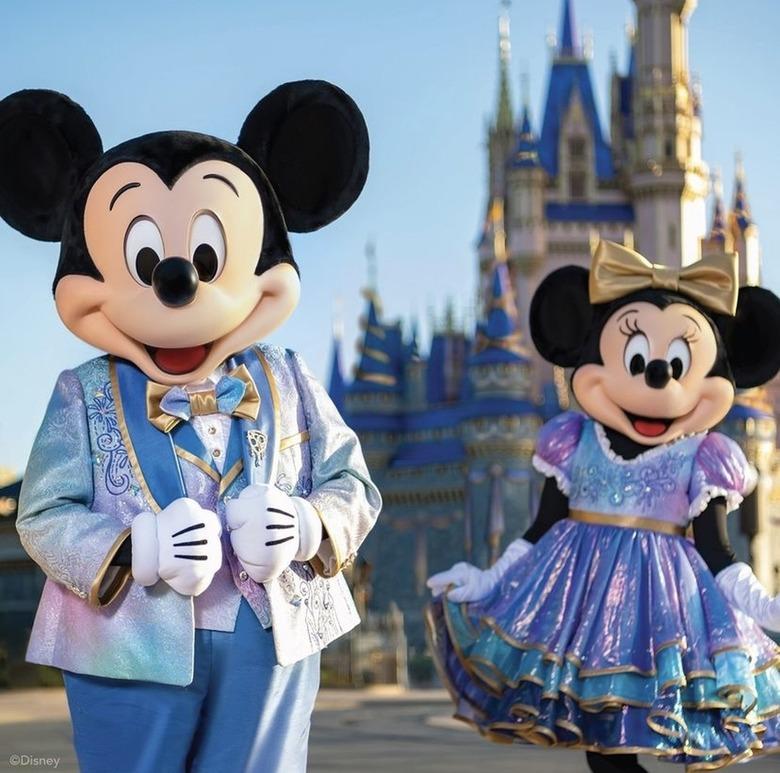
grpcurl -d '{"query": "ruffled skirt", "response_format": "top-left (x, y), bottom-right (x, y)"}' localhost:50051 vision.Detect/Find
top-left (426, 519), bottom-right (780, 769)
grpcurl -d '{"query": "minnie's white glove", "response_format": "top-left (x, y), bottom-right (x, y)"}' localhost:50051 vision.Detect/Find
top-left (427, 538), bottom-right (532, 602)
top-left (131, 498), bottom-right (222, 596)
top-left (225, 484), bottom-right (322, 583)
top-left (716, 562), bottom-right (780, 631)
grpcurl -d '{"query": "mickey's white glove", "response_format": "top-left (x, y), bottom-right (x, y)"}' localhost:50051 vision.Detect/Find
top-left (131, 498), bottom-right (222, 596)
top-left (427, 538), bottom-right (532, 602)
top-left (716, 562), bottom-right (780, 632)
top-left (225, 484), bottom-right (322, 583)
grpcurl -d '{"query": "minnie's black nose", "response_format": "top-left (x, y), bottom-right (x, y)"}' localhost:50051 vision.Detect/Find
top-left (152, 257), bottom-right (199, 308)
top-left (645, 359), bottom-right (672, 389)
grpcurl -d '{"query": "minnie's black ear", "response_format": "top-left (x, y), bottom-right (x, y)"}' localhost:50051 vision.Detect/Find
top-left (530, 266), bottom-right (593, 367)
top-left (717, 286), bottom-right (780, 389)
top-left (0, 90), bottom-right (102, 241)
top-left (238, 80), bottom-right (369, 233)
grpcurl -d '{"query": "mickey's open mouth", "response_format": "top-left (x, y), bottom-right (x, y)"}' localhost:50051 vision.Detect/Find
top-left (623, 411), bottom-right (674, 438)
top-left (145, 343), bottom-right (212, 375)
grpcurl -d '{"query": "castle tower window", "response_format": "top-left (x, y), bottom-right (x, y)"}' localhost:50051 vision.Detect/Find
top-left (570, 171), bottom-right (586, 200)
top-left (569, 136), bottom-right (585, 161)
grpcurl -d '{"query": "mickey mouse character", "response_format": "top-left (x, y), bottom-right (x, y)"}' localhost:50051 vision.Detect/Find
top-left (0, 83), bottom-right (381, 772)
top-left (427, 241), bottom-right (780, 771)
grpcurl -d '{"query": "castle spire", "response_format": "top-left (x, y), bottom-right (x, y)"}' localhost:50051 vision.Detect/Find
top-left (327, 324), bottom-right (347, 412)
top-left (731, 153), bottom-right (753, 232)
top-left (708, 169), bottom-right (727, 244)
top-left (558, 0), bottom-right (581, 59)
top-left (495, 0), bottom-right (514, 133)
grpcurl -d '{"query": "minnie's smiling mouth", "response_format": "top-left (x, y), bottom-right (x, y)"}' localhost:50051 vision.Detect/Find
top-left (145, 343), bottom-right (212, 375)
top-left (623, 411), bottom-right (674, 438)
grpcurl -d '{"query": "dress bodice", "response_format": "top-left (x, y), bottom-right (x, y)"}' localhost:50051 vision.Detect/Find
top-left (532, 411), bottom-right (756, 528)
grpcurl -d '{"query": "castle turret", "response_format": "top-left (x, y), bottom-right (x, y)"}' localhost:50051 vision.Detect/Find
top-left (729, 156), bottom-right (761, 286)
top-left (629, 0), bottom-right (708, 267)
top-left (505, 102), bottom-right (547, 321)
top-left (344, 291), bottom-right (404, 469)
top-left (403, 321), bottom-right (427, 410)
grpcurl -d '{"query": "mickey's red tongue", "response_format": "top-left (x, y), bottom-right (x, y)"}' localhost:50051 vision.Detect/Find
top-left (633, 418), bottom-right (668, 438)
top-left (152, 345), bottom-right (208, 375)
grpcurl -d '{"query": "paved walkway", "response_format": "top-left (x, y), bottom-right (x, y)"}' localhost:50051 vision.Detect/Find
top-left (0, 688), bottom-right (777, 772)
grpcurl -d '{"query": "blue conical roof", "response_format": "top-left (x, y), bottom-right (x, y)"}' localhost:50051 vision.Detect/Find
top-left (510, 105), bottom-right (541, 168)
top-left (471, 261), bottom-right (526, 364)
top-left (351, 294), bottom-right (404, 393)
top-left (327, 334), bottom-right (346, 413)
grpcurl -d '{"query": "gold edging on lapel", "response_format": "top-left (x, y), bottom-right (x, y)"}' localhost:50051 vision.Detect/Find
top-left (175, 447), bottom-right (220, 483)
top-left (219, 459), bottom-right (244, 497)
top-left (88, 527), bottom-right (132, 608)
top-left (110, 358), bottom-right (161, 513)
top-left (253, 346), bottom-right (281, 477)
top-left (279, 430), bottom-right (310, 451)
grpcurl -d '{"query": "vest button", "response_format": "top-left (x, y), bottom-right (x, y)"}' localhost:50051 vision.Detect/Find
top-left (239, 570), bottom-right (248, 581)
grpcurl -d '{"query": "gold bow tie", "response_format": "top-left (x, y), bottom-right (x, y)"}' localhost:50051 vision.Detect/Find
top-left (146, 363), bottom-right (261, 433)
top-left (590, 240), bottom-right (739, 317)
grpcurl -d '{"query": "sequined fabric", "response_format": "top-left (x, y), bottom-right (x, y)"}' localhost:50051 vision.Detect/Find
top-left (427, 413), bottom-right (778, 768)
top-left (533, 412), bottom-right (754, 525)
top-left (19, 344), bottom-right (381, 684)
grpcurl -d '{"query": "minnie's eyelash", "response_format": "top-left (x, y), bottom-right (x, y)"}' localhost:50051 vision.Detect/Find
top-left (681, 329), bottom-right (699, 344)
top-left (619, 315), bottom-right (643, 337)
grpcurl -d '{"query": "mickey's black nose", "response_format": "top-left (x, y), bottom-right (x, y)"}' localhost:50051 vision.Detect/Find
top-left (152, 257), bottom-right (199, 308)
top-left (644, 359), bottom-right (672, 389)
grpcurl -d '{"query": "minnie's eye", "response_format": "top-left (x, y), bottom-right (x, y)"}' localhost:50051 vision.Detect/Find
top-left (124, 217), bottom-right (163, 286)
top-left (666, 338), bottom-right (691, 380)
top-left (190, 212), bottom-right (225, 282)
top-left (623, 333), bottom-right (649, 376)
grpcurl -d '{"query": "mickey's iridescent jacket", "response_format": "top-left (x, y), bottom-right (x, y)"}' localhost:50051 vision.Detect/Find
top-left (17, 343), bottom-right (381, 685)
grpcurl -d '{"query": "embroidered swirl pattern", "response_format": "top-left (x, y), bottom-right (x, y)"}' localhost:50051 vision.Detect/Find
top-left (87, 381), bottom-right (131, 495)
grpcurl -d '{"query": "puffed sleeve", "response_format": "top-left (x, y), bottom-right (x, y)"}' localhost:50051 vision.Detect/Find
top-left (531, 411), bottom-right (586, 496)
top-left (288, 350), bottom-right (382, 578)
top-left (17, 371), bottom-right (131, 607)
top-left (688, 432), bottom-right (757, 518)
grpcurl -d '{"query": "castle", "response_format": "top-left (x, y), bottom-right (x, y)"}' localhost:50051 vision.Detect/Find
top-left (332, 0), bottom-right (780, 654)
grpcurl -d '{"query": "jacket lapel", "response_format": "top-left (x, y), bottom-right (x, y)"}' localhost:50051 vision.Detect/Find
top-left (111, 357), bottom-right (186, 511)
top-left (224, 346), bottom-right (281, 497)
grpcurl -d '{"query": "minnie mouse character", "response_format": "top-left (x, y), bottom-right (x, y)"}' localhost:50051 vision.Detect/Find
top-left (0, 83), bottom-right (381, 772)
top-left (427, 241), bottom-right (780, 771)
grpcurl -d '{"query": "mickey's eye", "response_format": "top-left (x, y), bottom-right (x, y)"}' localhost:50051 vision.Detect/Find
top-left (666, 338), bottom-right (691, 380)
top-left (124, 217), bottom-right (163, 286)
top-left (623, 333), bottom-right (649, 376)
top-left (190, 212), bottom-right (225, 282)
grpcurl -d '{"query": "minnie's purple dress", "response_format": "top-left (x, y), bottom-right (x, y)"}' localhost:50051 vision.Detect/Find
top-left (427, 411), bottom-right (780, 769)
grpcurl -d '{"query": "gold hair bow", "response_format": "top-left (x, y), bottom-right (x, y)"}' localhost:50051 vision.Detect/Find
top-left (589, 241), bottom-right (738, 316)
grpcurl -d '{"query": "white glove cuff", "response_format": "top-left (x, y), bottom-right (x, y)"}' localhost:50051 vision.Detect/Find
top-left (292, 497), bottom-right (322, 562)
top-left (131, 511), bottom-right (160, 587)
top-left (716, 561), bottom-right (777, 629)
top-left (489, 538), bottom-right (533, 580)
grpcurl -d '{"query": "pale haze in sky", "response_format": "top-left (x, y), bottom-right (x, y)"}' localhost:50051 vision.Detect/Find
top-left (1, 0), bottom-right (778, 472)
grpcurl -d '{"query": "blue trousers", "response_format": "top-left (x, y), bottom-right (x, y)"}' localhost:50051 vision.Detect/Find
top-left (63, 600), bottom-right (320, 773)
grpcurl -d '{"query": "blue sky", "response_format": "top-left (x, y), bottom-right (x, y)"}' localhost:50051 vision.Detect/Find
top-left (1, 0), bottom-right (778, 473)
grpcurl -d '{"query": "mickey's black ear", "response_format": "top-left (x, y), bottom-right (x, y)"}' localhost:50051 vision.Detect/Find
top-left (530, 266), bottom-right (593, 367)
top-left (0, 90), bottom-right (102, 241)
top-left (238, 80), bottom-right (369, 233)
top-left (717, 286), bottom-right (780, 389)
